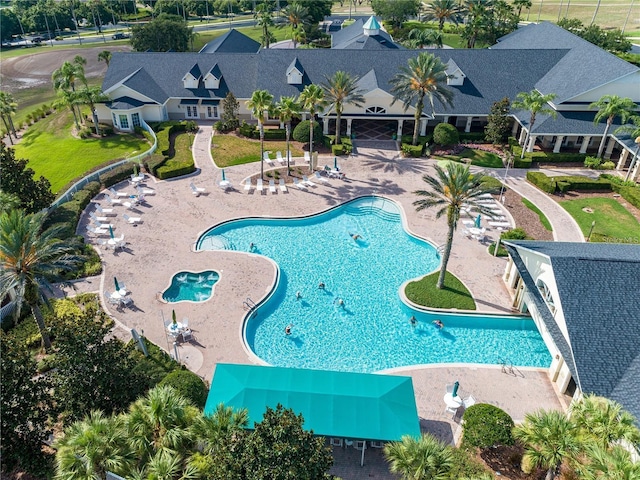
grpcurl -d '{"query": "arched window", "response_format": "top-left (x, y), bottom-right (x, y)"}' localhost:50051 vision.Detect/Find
top-left (365, 106), bottom-right (386, 114)
top-left (536, 279), bottom-right (556, 315)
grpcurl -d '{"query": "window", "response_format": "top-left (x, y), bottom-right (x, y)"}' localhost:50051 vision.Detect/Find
top-left (132, 113), bottom-right (141, 128)
top-left (536, 279), bottom-right (556, 315)
top-left (366, 106), bottom-right (386, 114)
top-left (119, 114), bottom-right (129, 129)
top-left (112, 113), bottom-right (117, 126)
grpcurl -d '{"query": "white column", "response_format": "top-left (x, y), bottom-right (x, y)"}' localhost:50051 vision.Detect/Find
top-left (323, 117), bottom-right (329, 135)
top-left (465, 116), bottom-right (473, 133)
top-left (301, 112), bottom-right (307, 121)
top-left (419, 118), bottom-right (427, 136)
top-left (579, 136), bottom-right (590, 154)
top-left (553, 136), bottom-right (564, 153)
top-left (511, 121), bottom-right (519, 137)
top-left (604, 137), bottom-right (616, 159)
top-left (527, 135), bottom-right (537, 152)
top-left (396, 119), bottom-right (403, 138)
top-left (442, 116), bottom-right (449, 124)
top-left (617, 149), bottom-right (630, 170)
top-left (631, 159), bottom-right (640, 181)
top-left (279, 121), bottom-right (284, 129)
top-left (346, 118), bottom-right (353, 136)
top-left (518, 128), bottom-right (527, 145)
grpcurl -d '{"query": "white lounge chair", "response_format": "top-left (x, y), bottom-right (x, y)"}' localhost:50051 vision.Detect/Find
top-left (136, 185), bottom-right (155, 195)
top-left (123, 214), bottom-right (142, 224)
top-left (256, 178), bottom-right (264, 193)
top-left (278, 178), bottom-right (288, 193)
top-left (109, 187), bottom-right (129, 198)
top-left (181, 328), bottom-right (193, 342)
top-left (263, 152), bottom-right (274, 166)
top-left (269, 179), bottom-right (277, 193)
top-left (304, 151), bottom-right (311, 163)
top-left (130, 173), bottom-right (145, 184)
top-left (123, 196), bottom-right (143, 210)
top-left (244, 179), bottom-right (254, 192)
top-left (105, 196), bottom-right (122, 206)
top-left (302, 175), bottom-right (316, 187)
top-left (190, 182), bottom-right (206, 196)
top-left (87, 225), bottom-right (109, 236)
top-left (293, 178), bottom-right (307, 191)
top-left (92, 219), bottom-right (113, 229)
top-left (463, 395), bottom-right (477, 408)
top-left (90, 212), bottom-right (109, 223)
top-left (94, 204), bottom-right (113, 215)
top-left (276, 151), bottom-right (285, 165)
top-left (219, 180), bottom-right (232, 191)
top-left (314, 171), bottom-right (330, 185)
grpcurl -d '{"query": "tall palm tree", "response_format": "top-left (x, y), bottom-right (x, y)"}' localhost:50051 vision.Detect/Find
top-left (53, 89), bottom-right (82, 130)
top-left (512, 90), bottom-right (558, 159)
top-left (0, 191), bottom-right (21, 214)
top-left (52, 60), bottom-right (85, 123)
top-left (79, 85), bottom-right (108, 136)
top-left (0, 210), bottom-right (81, 351)
top-left (590, 94), bottom-right (636, 159)
top-left (273, 96), bottom-right (301, 175)
top-left (281, 3), bottom-right (309, 48)
top-left (255, 2), bottom-right (275, 48)
top-left (614, 115), bottom-right (640, 181)
top-left (246, 89), bottom-right (274, 180)
top-left (192, 403), bottom-right (248, 455)
top-left (569, 395), bottom-right (640, 449)
top-left (97, 50), bottom-right (112, 66)
top-left (413, 163), bottom-right (495, 289)
top-left (321, 71), bottom-right (364, 145)
top-left (405, 28), bottom-right (443, 49)
top-left (513, 0), bottom-right (533, 18)
top-left (299, 84), bottom-right (327, 164)
top-left (384, 434), bottom-right (454, 480)
top-left (579, 444), bottom-right (640, 480)
top-left (423, 0), bottom-right (465, 31)
top-left (513, 409), bottom-right (580, 480)
top-left (0, 91), bottom-right (18, 144)
top-left (390, 52), bottom-right (454, 146)
top-left (55, 411), bottom-right (134, 480)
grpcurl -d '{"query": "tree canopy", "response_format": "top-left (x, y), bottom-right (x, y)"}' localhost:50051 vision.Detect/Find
top-left (131, 14), bottom-right (192, 52)
top-left (371, 0), bottom-right (421, 28)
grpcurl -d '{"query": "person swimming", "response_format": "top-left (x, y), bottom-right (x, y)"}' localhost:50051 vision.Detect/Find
top-left (335, 298), bottom-right (345, 308)
top-left (410, 315), bottom-right (417, 326)
top-left (285, 324), bottom-right (293, 335)
top-left (249, 242), bottom-right (255, 251)
top-left (350, 232), bottom-right (362, 241)
top-left (318, 282), bottom-right (325, 290)
top-left (296, 291), bottom-right (302, 300)
top-left (433, 319), bottom-right (444, 329)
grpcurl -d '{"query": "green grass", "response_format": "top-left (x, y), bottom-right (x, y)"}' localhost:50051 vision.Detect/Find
top-left (433, 148), bottom-right (504, 168)
top-left (522, 198), bottom-right (553, 231)
top-left (405, 270), bottom-right (476, 310)
top-left (559, 197), bottom-right (640, 243)
top-left (13, 111), bottom-right (148, 193)
top-left (211, 134), bottom-right (303, 168)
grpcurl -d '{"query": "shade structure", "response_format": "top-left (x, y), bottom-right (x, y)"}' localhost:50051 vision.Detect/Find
top-left (114, 277), bottom-right (120, 291)
top-left (474, 214), bottom-right (481, 228)
top-left (205, 364), bottom-right (420, 442)
top-left (221, 169), bottom-right (226, 181)
top-left (109, 225), bottom-right (115, 239)
top-left (452, 381), bottom-right (459, 397)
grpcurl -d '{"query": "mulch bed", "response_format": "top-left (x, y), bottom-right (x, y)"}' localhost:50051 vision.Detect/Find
top-left (499, 189), bottom-right (554, 241)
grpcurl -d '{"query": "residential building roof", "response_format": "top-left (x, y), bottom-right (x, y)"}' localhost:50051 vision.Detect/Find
top-left (199, 28), bottom-right (261, 53)
top-left (331, 16), bottom-right (401, 50)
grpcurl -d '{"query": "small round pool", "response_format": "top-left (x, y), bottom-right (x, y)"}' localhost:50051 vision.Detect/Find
top-left (162, 270), bottom-right (219, 303)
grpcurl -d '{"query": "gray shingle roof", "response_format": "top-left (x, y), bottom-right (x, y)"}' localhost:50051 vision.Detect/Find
top-left (106, 96), bottom-right (152, 109)
top-left (493, 22), bottom-right (639, 104)
top-left (199, 29), bottom-right (261, 53)
top-left (331, 17), bottom-right (401, 50)
top-left (505, 241), bottom-right (640, 423)
top-left (512, 110), bottom-right (626, 135)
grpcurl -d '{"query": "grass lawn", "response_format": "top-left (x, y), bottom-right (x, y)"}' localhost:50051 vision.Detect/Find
top-left (13, 111), bottom-right (148, 193)
top-left (433, 148), bottom-right (504, 168)
top-left (559, 197), bottom-right (640, 243)
top-left (522, 198), bottom-right (553, 231)
top-left (405, 270), bottom-right (476, 310)
top-left (212, 134), bottom-right (303, 168)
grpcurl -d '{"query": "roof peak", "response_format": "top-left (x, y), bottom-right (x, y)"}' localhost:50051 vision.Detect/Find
top-left (363, 16), bottom-right (381, 35)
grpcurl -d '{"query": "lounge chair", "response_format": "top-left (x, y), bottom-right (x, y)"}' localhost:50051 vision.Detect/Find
top-left (293, 178), bottom-right (307, 191)
top-left (190, 182), bottom-right (206, 196)
top-left (90, 211), bottom-right (109, 223)
top-left (279, 178), bottom-right (288, 193)
top-left (92, 219), bottom-right (113, 229)
top-left (304, 151), bottom-right (311, 163)
top-left (123, 196), bottom-right (142, 210)
top-left (87, 225), bottom-right (109, 236)
top-left (314, 171), bottom-right (330, 185)
top-left (256, 178), bottom-right (264, 193)
top-left (269, 179), bottom-right (277, 193)
top-left (123, 213), bottom-right (142, 224)
top-left (181, 328), bottom-right (193, 342)
top-left (130, 173), bottom-right (145, 184)
top-left (94, 204), bottom-right (113, 215)
top-left (462, 395), bottom-right (477, 408)
top-left (302, 175), bottom-right (316, 188)
top-left (276, 151), bottom-right (285, 165)
top-left (244, 179), bottom-right (254, 192)
top-left (105, 196), bottom-right (122, 206)
top-left (109, 187), bottom-right (129, 198)
top-left (136, 185), bottom-right (155, 195)
top-left (263, 152), bottom-right (274, 166)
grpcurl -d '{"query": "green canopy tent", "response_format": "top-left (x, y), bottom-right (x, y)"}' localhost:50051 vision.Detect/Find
top-left (205, 364), bottom-right (421, 466)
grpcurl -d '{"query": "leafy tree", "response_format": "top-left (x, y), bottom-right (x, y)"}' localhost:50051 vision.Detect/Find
top-left (255, 1), bottom-right (275, 48)
top-left (292, 120), bottom-right (323, 146)
top-left (302, 0), bottom-right (332, 24)
top-left (0, 332), bottom-right (53, 475)
top-left (51, 301), bottom-right (147, 421)
top-left (0, 8), bottom-right (21, 42)
top-left (0, 143), bottom-right (54, 213)
top-left (433, 123), bottom-right (460, 146)
top-left (371, 0), bottom-right (421, 28)
top-left (484, 97), bottom-right (511, 144)
top-left (246, 89), bottom-right (274, 179)
top-left (131, 14), bottom-right (191, 52)
top-left (423, 0), bottom-right (465, 31)
top-left (413, 163), bottom-right (494, 289)
top-left (513, 409), bottom-right (580, 480)
top-left (0, 91), bottom-right (18, 144)
top-left (390, 52), bottom-right (454, 146)
top-left (384, 434), bottom-right (454, 480)
top-left (280, 3), bottom-right (309, 48)
top-left (461, 403), bottom-right (515, 448)
top-left (590, 94), bottom-right (636, 159)
top-left (97, 50), bottom-right (112, 66)
top-left (272, 95), bottom-right (302, 174)
top-left (512, 90), bottom-right (557, 159)
top-left (240, 404), bottom-right (333, 479)
top-left (513, 0), bottom-right (532, 18)
top-left (221, 91), bottom-right (240, 129)
top-left (614, 115), bottom-right (640, 181)
top-left (299, 84), bottom-right (327, 158)
top-left (322, 71), bottom-right (365, 145)
top-left (558, 18), bottom-right (631, 54)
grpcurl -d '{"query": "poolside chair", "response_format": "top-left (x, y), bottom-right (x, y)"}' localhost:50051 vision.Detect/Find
top-left (314, 171), bottom-right (330, 185)
top-left (269, 179), bottom-right (277, 193)
top-left (181, 328), bottom-right (193, 342)
top-left (302, 175), bottom-right (316, 188)
top-left (109, 187), bottom-right (129, 198)
top-left (243, 179), bottom-right (254, 192)
top-left (263, 152), bottom-right (275, 166)
top-left (256, 178), bottom-right (264, 193)
top-left (105, 196), bottom-right (122, 206)
top-left (190, 182), bottom-right (206, 196)
top-left (90, 211), bottom-right (109, 223)
top-left (278, 178), bottom-right (288, 193)
top-left (87, 225), bottom-right (109, 236)
top-left (330, 438), bottom-right (343, 447)
top-left (304, 151), bottom-right (311, 163)
top-left (463, 395), bottom-right (477, 409)
top-left (182, 318), bottom-right (189, 330)
top-left (123, 196), bottom-right (142, 210)
top-left (293, 178), bottom-right (307, 191)
top-left (94, 203), bottom-right (114, 215)
top-left (136, 185), bottom-right (155, 196)
top-left (123, 213), bottom-right (142, 224)
top-left (276, 151), bottom-right (285, 165)
top-left (120, 295), bottom-right (133, 308)
top-left (92, 219), bottom-right (113, 229)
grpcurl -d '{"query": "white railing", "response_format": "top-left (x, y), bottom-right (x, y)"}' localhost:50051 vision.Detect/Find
top-left (50, 120), bottom-right (158, 209)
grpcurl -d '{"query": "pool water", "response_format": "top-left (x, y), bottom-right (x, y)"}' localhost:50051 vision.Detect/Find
top-left (162, 270), bottom-right (219, 303)
top-left (197, 197), bottom-right (551, 373)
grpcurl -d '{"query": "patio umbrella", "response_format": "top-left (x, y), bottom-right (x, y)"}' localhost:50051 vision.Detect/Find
top-left (474, 214), bottom-right (481, 228)
top-left (133, 163), bottom-right (138, 177)
top-left (109, 225), bottom-right (115, 239)
top-left (114, 277), bottom-right (120, 291)
top-left (221, 169), bottom-right (226, 181)
top-left (452, 381), bottom-right (460, 397)
top-left (333, 156), bottom-right (338, 170)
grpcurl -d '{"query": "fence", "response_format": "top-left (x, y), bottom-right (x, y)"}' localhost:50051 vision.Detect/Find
top-left (50, 120), bottom-right (158, 209)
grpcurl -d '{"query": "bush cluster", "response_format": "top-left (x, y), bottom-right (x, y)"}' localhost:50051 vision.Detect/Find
top-left (238, 121), bottom-right (257, 138)
top-left (461, 403), bottom-right (515, 448)
top-left (527, 171), bottom-right (614, 194)
top-left (292, 120), bottom-right (323, 144)
top-left (433, 123), bottom-right (460, 146)
top-left (510, 145), bottom-right (586, 164)
top-left (144, 121), bottom-right (195, 179)
top-left (401, 144), bottom-right (424, 157)
top-left (478, 175), bottom-right (503, 193)
top-left (263, 129), bottom-right (286, 140)
top-left (214, 120), bottom-right (238, 133)
top-left (585, 156), bottom-right (615, 170)
top-left (459, 132), bottom-right (487, 142)
top-left (159, 369), bottom-right (209, 409)
top-left (400, 134), bottom-right (432, 146)
top-left (526, 171), bottom-right (555, 193)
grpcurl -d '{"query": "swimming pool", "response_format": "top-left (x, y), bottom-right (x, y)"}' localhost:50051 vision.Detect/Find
top-left (162, 270), bottom-right (219, 303)
top-left (197, 197), bottom-right (551, 373)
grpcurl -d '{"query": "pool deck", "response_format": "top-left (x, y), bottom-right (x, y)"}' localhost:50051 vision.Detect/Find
top-left (76, 126), bottom-right (567, 477)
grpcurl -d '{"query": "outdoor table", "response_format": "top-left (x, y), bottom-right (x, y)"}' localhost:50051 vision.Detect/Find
top-left (167, 322), bottom-right (184, 336)
top-left (443, 392), bottom-right (463, 409)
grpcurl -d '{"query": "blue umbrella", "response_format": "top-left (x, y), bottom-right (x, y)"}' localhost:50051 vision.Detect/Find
top-left (221, 169), bottom-right (226, 181)
top-left (474, 214), bottom-right (481, 228)
top-left (452, 381), bottom-right (460, 397)
top-left (334, 156), bottom-right (338, 170)
top-left (109, 225), bottom-right (115, 239)
top-left (114, 277), bottom-right (120, 291)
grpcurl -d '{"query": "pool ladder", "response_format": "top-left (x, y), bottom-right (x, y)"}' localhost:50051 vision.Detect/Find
top-left (500, 357), bottom-right (514, 375)
top-left (243, 297), bottom-right (257, 317)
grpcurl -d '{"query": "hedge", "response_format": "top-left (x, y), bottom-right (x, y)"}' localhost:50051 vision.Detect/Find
top-left (513, 157), bottom-right (532, 168)
top-left (459, 132), bottom-right (487, 142)
top-left (479, 175), bottom-right (503, 193)
top-left (555, 175), bottom-right (612, 193)
top-left (527, 171), bottom-right (555, 194)
top-left (156, 158), bottom-right (196, 180)
top-left (45, 181), bottom-right (102, 237)
top-left (146, 121), bottom-right (196, 179)
top-left (401, 144), bottom-right (424, 157)
top-left (144, 153), bottom-right (167, 177)
top-left (510, 145), bottom-right (586, 164)
top-left (99, 163), bottom-right (136, 188)
top-left (263, 128), bottom-right (286, 140)
top-left (613, 185), bottom-right (640, 209)
top-left (401, 134), bottom-right (432, 146)
top-left (461, 403), bottom-right (515, 448)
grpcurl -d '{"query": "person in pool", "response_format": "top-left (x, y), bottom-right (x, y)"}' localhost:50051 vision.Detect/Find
top-left (318, 282), bottom-right (325, 290)
top-left (433, 319), bottom-right (444, 329)
top-left (285, 324), bottom-right (293, 335)
top-left (410, 315), bottom-right (417, 327)
top-left (350, 232), bottom-right (362, 241)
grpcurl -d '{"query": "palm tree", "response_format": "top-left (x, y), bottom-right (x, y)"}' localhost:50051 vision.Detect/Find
top-left (273, 96), bottom-right (302, 175)
top-left (281, 3), bottom-right (309, 48)
top-left (423, 0), bottom-right (465, 31)
top-left (512, 90), bottom-right (557, 159)
top-left (97, 50), bottom-right (112, 66)
top-left (590, 95), bottom-right (636, 159)
top-left (321, 71), bottom-right (364, 145)
top-left (614, 115), bottom-right (640, 181)
top-left (579, 444), bottom-right (640, 480)
top-left (246, 89), bottom-right (274, 180)
top-left (299, 84), bottom-right (327, 164)
top-left (53, 89), bottom-right (82, 130)
top-left (255, 2), bottom-right (275, 48)
top-left (55, 411), bottom-right (134, 480)
top-left (413, 163), bottom-right (495, 289)
top-left (513, 0), bottom-right (533, 18)
top-left (405, 28), bottom-right (443, 48)
top-left (0, 210), bottom-right (81, 351)
top-left (570, 395), bottom-right (640, 449)
top-left (0, 91), bottom-right (18, 144)
top-left (384, 434), bottom-right (454, 480)
top-left (192, 403), bottom-right (248, 455)
top-left (390, 52), bottom-right (454, 146)
top-left (0, 191), bottom-right (21, 214)
top-left (513, 409), bottom-right (580, 480)
top-left (78, 85), bottom-right (108, 136)
top-left (52, 60), bottom-right (85, 123)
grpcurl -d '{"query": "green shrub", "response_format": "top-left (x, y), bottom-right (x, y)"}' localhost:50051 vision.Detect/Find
top-left (99, 163), bottom-right (136, 188)
top-left (526, 171), bottom-right (555, 193)
top-left (510, 145), bottom-right (586, 164)
top-left (600, 174), bottom-right (637, 188)
top-left (156, 158), bottom-right (195, 180)
top-left (400, 134), bottom-right (432, 146)
top-left (401, 144), bottom-right (423, 157)
top-left (461, 403), bottom-right (515, 448)
top-left (99, 124), bottom-right (114, 136)
top-left (433, 123), bottom-right (460, 146)
top-left (144, 154), bottom-right (167, 176)
top-left (601, 161), bottom-right (615, 170)
top-left (501, 227), bottom-right (529, 240)
top-left (459, 132), bottom-right (487, 142)
top-left (584, 156), bottom-right (602, 169)
top-left (159, 369), bottom-right (209, 409)
top-left (292, 120), bottom-right (323, 144)
top-left (448, 448), bottom-right (493, 478)
top-left (513, 157), bottom-right (532, 168)
top-left (65, 241), bottom-right (102, 279)
top-left (332, 144), bottom-right (345, 156)
top-left (478, 175), bottom-right (503, 193)
top-left (263, 129), bottom-right (286, 140)
top-left (214, 120), bottom-right (236, 133)
top-left (617, 185), bottom-right (640, 209)
top-left (554, 175), bottom-right (612, 192)
top-left (238, 121), bottom-right (258, 138)
top-left (37, 354), bottom-right (57, 374)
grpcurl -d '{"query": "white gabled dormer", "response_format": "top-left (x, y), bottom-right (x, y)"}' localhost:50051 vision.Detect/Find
top-left (183, 64), bottom-right (201, 89)
top-left (363, 16), bottom-right (381, 36)
top-left (204, 64), bottom-right (222, 89)
top-left (445, 59), bottom-right (466, 86)
top-left (287, 58), bottom-right (304, 85)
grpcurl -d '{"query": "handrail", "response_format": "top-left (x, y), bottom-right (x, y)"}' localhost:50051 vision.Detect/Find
top-left (49, 120), bottom-right (158, 209)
